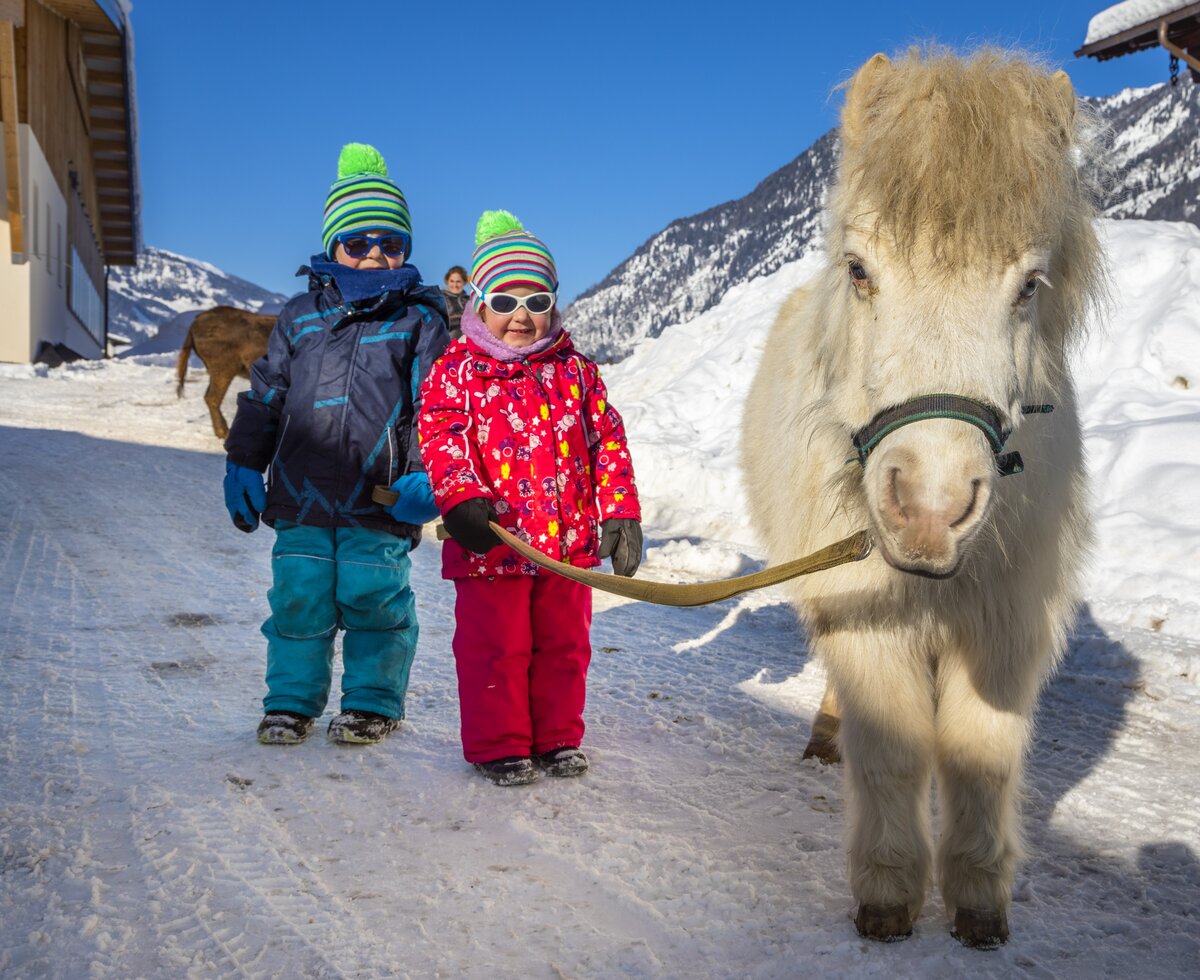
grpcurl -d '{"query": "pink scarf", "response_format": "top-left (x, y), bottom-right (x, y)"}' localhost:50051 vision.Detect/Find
top-left (459, 303), bottom-right (564, 362)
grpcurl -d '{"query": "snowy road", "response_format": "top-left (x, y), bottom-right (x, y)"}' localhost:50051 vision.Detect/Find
top-left (0, 358), bottom-right (1198, 978)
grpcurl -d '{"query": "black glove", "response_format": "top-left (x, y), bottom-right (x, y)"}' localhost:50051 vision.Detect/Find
top-left (599, 518), bottom-right (642, 577)
top-left (443, 498), bottom-right (500, 554)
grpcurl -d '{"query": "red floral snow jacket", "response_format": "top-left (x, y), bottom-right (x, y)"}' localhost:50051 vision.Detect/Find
top-left (418, 327), bottom-right (641, 578)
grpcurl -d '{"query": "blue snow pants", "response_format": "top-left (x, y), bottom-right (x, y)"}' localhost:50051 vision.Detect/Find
top-left (261, 522), bottom-right (417, 720)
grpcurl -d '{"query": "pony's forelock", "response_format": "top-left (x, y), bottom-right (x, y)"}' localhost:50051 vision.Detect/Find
top-left (832, 46), bottom-right (1106, 342)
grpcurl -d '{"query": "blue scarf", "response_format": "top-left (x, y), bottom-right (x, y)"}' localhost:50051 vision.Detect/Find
top-left (306, 256), bottom-right (424, 305)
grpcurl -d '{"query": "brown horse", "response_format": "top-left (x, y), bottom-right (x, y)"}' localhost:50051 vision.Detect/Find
top-left (175, 306), bottom-right (275, 439)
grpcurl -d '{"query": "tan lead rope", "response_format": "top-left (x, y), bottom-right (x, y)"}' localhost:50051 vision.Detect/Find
top-left (485, 522), bottom-right (873, 607)
top-left (373, 485), bottom-right (871, 607)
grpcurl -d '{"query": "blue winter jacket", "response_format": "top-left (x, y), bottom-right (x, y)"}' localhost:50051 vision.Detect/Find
top-left (224, 259), bottom-right (450, 541)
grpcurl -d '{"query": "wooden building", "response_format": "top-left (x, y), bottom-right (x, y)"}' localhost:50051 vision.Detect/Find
top-left (0, 0), bottom-right (138, 364)
top-left (1076, 1), bottom-right (1200, 82)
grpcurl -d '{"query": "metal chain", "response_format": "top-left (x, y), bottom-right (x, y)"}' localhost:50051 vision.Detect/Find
top-left (1170, 52), bottom-right (1180, 87)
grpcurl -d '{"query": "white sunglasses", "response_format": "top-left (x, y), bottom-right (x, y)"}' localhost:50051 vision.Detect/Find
top-left (479, 291), bottom-right (556, 316)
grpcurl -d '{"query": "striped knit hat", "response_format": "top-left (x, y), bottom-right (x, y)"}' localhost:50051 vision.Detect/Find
top-left (469, 210), bottom-right (557, 310)
top-left (322, 143), bottom-right (412, 259)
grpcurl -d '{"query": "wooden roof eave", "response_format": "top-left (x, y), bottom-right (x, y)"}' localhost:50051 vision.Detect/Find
top-left (79, 17), bottom-right (139, 266)
top-left (31, 2), bottom-right (141, 266)
top-left (37, 0), bottom-right (121, 35)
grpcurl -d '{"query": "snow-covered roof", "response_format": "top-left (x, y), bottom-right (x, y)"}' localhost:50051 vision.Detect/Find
top-left (1084, 0), bottom-right (1199, 45)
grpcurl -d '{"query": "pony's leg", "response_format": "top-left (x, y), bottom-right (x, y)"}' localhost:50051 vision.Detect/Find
top-left (828, 637), bottom-right (935, 939)
top-left (934, 652), bottom-right (1033, 949)
top-left (204, 373), bottom-right (231, 440)
top-left (804, 683), bottom-right (841, 763)
top-left (803, 682), bottom-right (841, 764)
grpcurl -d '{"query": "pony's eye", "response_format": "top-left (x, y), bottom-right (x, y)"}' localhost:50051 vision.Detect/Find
top-left (848, 260), bottom-right (870, 286)
top-left (1017, 272), bottom-right (1046, 305)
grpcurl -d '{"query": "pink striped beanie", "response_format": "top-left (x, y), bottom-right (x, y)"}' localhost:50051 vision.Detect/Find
top-left (469, 210), bottom-right (558, 310)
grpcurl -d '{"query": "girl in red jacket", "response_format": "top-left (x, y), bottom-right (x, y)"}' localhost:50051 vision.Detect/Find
top-left (418, 211), bottom-right (642, 786)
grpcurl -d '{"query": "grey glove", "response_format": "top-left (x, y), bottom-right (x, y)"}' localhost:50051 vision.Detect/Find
top-left (599, 518), bottom-right (642, 577)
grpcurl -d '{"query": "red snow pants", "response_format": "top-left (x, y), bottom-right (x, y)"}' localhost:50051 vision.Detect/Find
top-left (452, 573), bottom-right (593, 764)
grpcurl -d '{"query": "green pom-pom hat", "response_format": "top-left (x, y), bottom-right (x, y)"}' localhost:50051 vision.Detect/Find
top-left (322, 142), bottom-right (412, 259)
top-left (474, 209), bottom-right (524, 246)
top-left (337, 142), bottom-right (387, 180)
top-left (469, 209), bottom-right (558, 310)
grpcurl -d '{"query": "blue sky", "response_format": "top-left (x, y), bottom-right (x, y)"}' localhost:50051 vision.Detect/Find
top-left (132, 1), bottom-right (1172, 301)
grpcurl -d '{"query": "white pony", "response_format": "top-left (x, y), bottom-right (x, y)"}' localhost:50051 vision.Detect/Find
top-left (741, 50), bottom-right (1103, 948)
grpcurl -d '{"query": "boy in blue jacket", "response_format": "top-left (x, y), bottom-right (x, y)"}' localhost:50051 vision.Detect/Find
top-left (223, 143), bottom-right (449, 746)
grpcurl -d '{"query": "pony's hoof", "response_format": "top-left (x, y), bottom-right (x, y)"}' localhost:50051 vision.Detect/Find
top-left (802, 736), bottom-right (841, 764)
top-left (802, 709), bottom-right (841, 763)
top-left (854, 904), bottom-right (913, 942)
top-left (951, 907), bottom-right (1008, 949)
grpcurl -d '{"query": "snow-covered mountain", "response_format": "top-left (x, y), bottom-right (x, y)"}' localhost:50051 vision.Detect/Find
top-left (565, 132), bottom-right (837, 364)
top-left (569, 76), bottom-right (1200, 363)
top-left (108, 246), bottom-right (291, 345)
top-left (112, 79), bottom-right (1196, 362)
top-left (1095, 78), bottom-right (1200, 223)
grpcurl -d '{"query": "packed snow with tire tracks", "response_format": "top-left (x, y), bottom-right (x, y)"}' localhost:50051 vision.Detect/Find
top-left (0, 219), bottom-right (1197, 977)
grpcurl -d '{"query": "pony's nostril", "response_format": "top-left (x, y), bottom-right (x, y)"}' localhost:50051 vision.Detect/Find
top-left (884, 466), bottom-right (909, 529)
top-left (949, 479), bottom-right (983, 529)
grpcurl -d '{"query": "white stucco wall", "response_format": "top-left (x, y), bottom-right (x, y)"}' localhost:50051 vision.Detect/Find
top-left (0, 124), bottom-right (102, 364)
top-left (0, 125), bottom-right (32, 363)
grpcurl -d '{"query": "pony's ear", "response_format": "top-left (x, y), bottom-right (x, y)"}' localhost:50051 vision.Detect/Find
top-left (1047, 69), bottom-right (1077, 142)
top-left (842, 53), bottom-right (891, 149)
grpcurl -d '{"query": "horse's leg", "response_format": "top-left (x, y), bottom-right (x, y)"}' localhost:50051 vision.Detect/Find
top-left (204, 371), bottom-right (231, 440)
top-left (934, 650), bottom-right (1035, 949)
top-left (803, 682), bottom-right (841, 763)
top-left (827, 635), bottom-right (935, 940)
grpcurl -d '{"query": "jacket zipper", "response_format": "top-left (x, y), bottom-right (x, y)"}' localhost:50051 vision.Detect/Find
top-left (268, 415), bottom-right (292, 488)
top-left (330, 289), bottom-right (403, 500)
top-left (528, 364), bottom-right (570, 560)
top-left (330, 295), bottom-right (374, 513)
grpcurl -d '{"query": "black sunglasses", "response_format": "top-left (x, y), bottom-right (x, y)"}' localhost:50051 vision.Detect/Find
top-left (336, 233), bottom-right (410, 258)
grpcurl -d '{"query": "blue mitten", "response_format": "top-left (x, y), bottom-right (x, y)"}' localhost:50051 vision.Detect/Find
top-left (224, 461), bottom-right (267, 533)
top-left (387, 471), bottom-right (440, 525)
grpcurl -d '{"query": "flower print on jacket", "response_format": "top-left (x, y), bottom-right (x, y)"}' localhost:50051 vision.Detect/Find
top-left (418, 328), bottom-right (641, 579)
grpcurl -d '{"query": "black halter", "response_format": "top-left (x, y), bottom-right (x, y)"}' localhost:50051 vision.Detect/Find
top-left (850, 394), bottom-right (1054, 477)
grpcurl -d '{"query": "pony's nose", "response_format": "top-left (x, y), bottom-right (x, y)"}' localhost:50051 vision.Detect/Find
top-left (873, 445), bottom-right (993, 572)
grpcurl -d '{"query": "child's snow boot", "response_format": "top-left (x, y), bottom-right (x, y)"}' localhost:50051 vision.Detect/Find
top-left (257, 711), bottom-right (315, 745)
top-left (535, 746), bottom-right (589, 777)
top-left (474, 756), bottom-right (539, 786)
top-left (327, 709), bottom-right (400, 745)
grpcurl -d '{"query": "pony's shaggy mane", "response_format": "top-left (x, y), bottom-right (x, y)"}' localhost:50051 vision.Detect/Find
top-left (840, 50), bottom-right (1083, 259)
top-left (835, 46), bottom-right (1107, 347)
